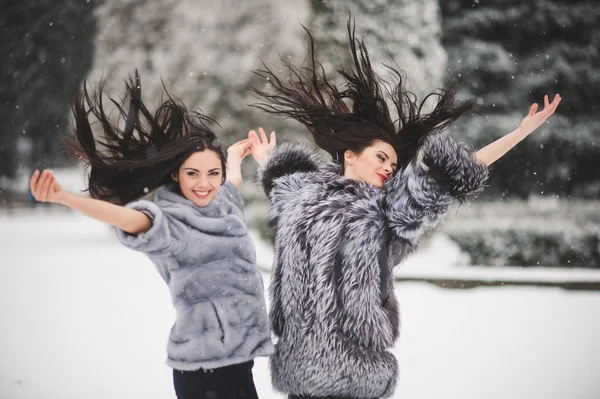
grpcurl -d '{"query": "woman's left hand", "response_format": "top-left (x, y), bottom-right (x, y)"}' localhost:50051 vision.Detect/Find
top-left (249, 127), bottom-right (277, 167)
top-left (227, 139), bottom-right (253, 162)
top-left (519, 94), bottom-right (562, 136)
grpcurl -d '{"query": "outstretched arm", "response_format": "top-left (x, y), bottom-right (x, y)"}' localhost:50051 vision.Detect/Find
top-left (384, 133), bottom-right (489, 247)
top-left (30, 169), bottom-right (152, 234)
top-left (475, 94), bottom-right (561, 166)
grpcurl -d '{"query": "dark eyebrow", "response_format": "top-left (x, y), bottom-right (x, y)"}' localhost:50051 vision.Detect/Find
top-left (378, 151), bottom-right (397, 168)
top-left (184, 167), bottom-right (221, 173)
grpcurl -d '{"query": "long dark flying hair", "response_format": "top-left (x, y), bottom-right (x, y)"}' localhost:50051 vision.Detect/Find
top-left (64, 70), bottom-right (225, 205)
top-left (250, 19), bottom-right (474, 170)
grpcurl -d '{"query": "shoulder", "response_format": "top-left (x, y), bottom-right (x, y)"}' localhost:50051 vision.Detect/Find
top-left (259, 142), bottom-right (321, 196)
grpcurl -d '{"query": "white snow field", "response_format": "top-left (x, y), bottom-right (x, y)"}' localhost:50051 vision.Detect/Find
top-left (1, 209), bottom-right (600, 399)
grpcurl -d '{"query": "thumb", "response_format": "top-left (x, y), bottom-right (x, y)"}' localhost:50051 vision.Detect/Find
top-left (529, 103), bottom-right (538, 117)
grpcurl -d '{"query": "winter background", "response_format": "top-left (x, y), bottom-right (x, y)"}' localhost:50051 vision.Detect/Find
top-left (1, 0), bottom-right (600, 398)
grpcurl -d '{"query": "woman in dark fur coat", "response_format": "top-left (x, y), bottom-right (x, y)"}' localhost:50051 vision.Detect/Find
top-left (248, 21), bottom-right (561, 399)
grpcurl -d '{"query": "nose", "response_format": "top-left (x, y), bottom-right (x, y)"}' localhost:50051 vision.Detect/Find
top-left (383, 165), bottom-right (392, 176)
top-left (195, 175), bottom-right (210, 188)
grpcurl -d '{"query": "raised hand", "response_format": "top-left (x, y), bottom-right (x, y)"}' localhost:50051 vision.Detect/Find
top-left (248, 127), bottom-right (276, 167)
top-left (519, 94), bottom-right (562, 136)
top-left (30, 169), bottom-right (67, 204)
top-left (227, 138), bottom-right (253, 162)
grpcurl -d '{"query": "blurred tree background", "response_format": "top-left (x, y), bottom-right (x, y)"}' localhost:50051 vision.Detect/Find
top-left (1, 0), bottom-right (97, 179)
top-left (1, 0), bottom-right (598, 266)
top-left (441, 0), bottom-right (600, 200)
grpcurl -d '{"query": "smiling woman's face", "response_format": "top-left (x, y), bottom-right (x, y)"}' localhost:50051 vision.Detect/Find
top-left (172, 150), bottom-right (223, 207)
top-left (343, 140), bottom-right (398, 188)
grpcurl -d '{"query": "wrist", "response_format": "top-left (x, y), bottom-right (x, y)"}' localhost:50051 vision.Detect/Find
top-left (54, 191), bottom-right (74, 206)
top-left (517, 124), bottom-right (533, 137)
top-left (227, 156), bottom-right (243, 167)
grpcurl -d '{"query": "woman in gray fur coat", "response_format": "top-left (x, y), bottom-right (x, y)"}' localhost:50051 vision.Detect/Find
top-left (248, 22), bottom-right (561, 399)
top-left (29, 71), bottom-right (274, 399)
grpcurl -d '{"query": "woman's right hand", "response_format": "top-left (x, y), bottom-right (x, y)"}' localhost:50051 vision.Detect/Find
top-left (248, 127), bottom-right (276, 167)
top-left (30, 170), bottom-right (68, 204)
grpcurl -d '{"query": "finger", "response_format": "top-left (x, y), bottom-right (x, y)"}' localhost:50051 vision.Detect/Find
top-left (33, 170), bottom-right (49, 199)
top-left (30, 170), bottom-right (40, 194)
top-left (258, 127), bottom-right (268, 144)
top-left (554, 97), bottom-right (562, 110)
top-left (43, 174), bottom-right (55, 201)
top-left (248, 135), bottom-right (259, 150)
top-left (549, 97), bottom-right (561, 115)
top-left (248, 130), bottom-right (259, 144)
top-left (234, 138), bottom-right (249, 147)
top-left (544, 95), bottom-right (550, 109)
top-left (270, 131), bottom-right (277, 147)
top-left (529, 103), bottom-right (538, 117)
top-left (38, 171), bottom-right (51, 202)
top-left (545, 95), bottom-right (561, 115)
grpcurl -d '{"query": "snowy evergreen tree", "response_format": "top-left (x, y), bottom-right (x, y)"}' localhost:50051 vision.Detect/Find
top-left (309, 0), bottom-right (446, 101)
top-left (441, 0), bottom-right (600, 199)
top-left (0, 0), bottom-right (97, 179)
top-left (86, 0), bottom-right (310, 145)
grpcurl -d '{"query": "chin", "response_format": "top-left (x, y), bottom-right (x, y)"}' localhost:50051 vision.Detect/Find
top-left (192, 197), bottom-right (215, 207)
top-left (371, 179), bottom-right (384, 188)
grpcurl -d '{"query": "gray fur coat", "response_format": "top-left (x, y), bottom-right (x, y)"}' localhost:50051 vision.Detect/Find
top-left (259, 134), bottom-right (489, 398)
top-left (117, 181), bottom-right (274, 371)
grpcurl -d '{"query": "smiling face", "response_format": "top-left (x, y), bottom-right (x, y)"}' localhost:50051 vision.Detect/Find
top-left (343, 140), bottom-right (398, 188)
top-left (172, 150), bottom-right (223, 207)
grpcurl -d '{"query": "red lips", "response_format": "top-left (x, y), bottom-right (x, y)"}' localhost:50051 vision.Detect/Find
top-left (376, 173), bottom-right (387, 183)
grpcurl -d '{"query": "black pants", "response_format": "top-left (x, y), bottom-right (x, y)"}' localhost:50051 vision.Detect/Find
top-left (173, 360), bottom-right (259, 399)
top-left (289, 395), bottom-right (378, 399)
top-left (289, 396), bottom-right (378, 399)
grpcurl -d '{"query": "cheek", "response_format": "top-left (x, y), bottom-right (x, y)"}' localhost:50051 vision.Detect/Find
top-left (360, 157), bottom-right (379, 173)
top-left (178, 176), bottom-right (193, 190)
top-left (209, 178), bottom-right (220, 189)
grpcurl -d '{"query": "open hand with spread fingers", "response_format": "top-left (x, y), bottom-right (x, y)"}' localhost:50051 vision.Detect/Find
top-left (519, 94), bottom-right (562, 136)
top-left (29, 169), bottom-right (68, 204)
top-left (248, 127), bottom-right (277, 167)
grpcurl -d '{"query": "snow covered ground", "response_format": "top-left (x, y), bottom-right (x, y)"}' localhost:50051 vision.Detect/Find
top-left (1, 209), bottom-right (600, 399)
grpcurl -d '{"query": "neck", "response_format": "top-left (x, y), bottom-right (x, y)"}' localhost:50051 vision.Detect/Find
top-left (343, 165), bottom-right (359, 181)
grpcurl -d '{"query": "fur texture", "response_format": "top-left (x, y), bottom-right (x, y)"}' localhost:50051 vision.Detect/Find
top-left (260, 134), bottom-right (488, 398)
top-left (117, 182), bottom-right (274, 371)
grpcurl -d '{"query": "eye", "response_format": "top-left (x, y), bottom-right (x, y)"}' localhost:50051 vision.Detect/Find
top-left (186, 171), bottom-right (197, 177)
top-left (209, 171), bottom-right (221, 176)
top-left (377, 154), bottom-right (385, 162)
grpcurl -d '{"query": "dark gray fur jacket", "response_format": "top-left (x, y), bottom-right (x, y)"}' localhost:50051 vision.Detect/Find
top-left (117, 181), bottom-right (274, 371)
top-left (260, 134), bottom-right (489, 398)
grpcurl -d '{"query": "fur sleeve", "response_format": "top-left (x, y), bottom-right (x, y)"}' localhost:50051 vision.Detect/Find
top-left (383, 134), bottom-right (488, 246)
top-left (258, 142), bottom-right (320, 226)
top-left (116, 200), bottom-right (175, 255)
top-left (258, 142), bottom-right (319, 198)
top-left (421, 133), bottom-right (489, 203)
top-left (269, 246), bottom-right (285, 337)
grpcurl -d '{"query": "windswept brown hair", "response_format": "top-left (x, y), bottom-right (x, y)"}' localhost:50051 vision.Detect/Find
top-left (250, 19), bottom-right (474, 170)
top-left (64, 70), bottom-right (225, 205)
